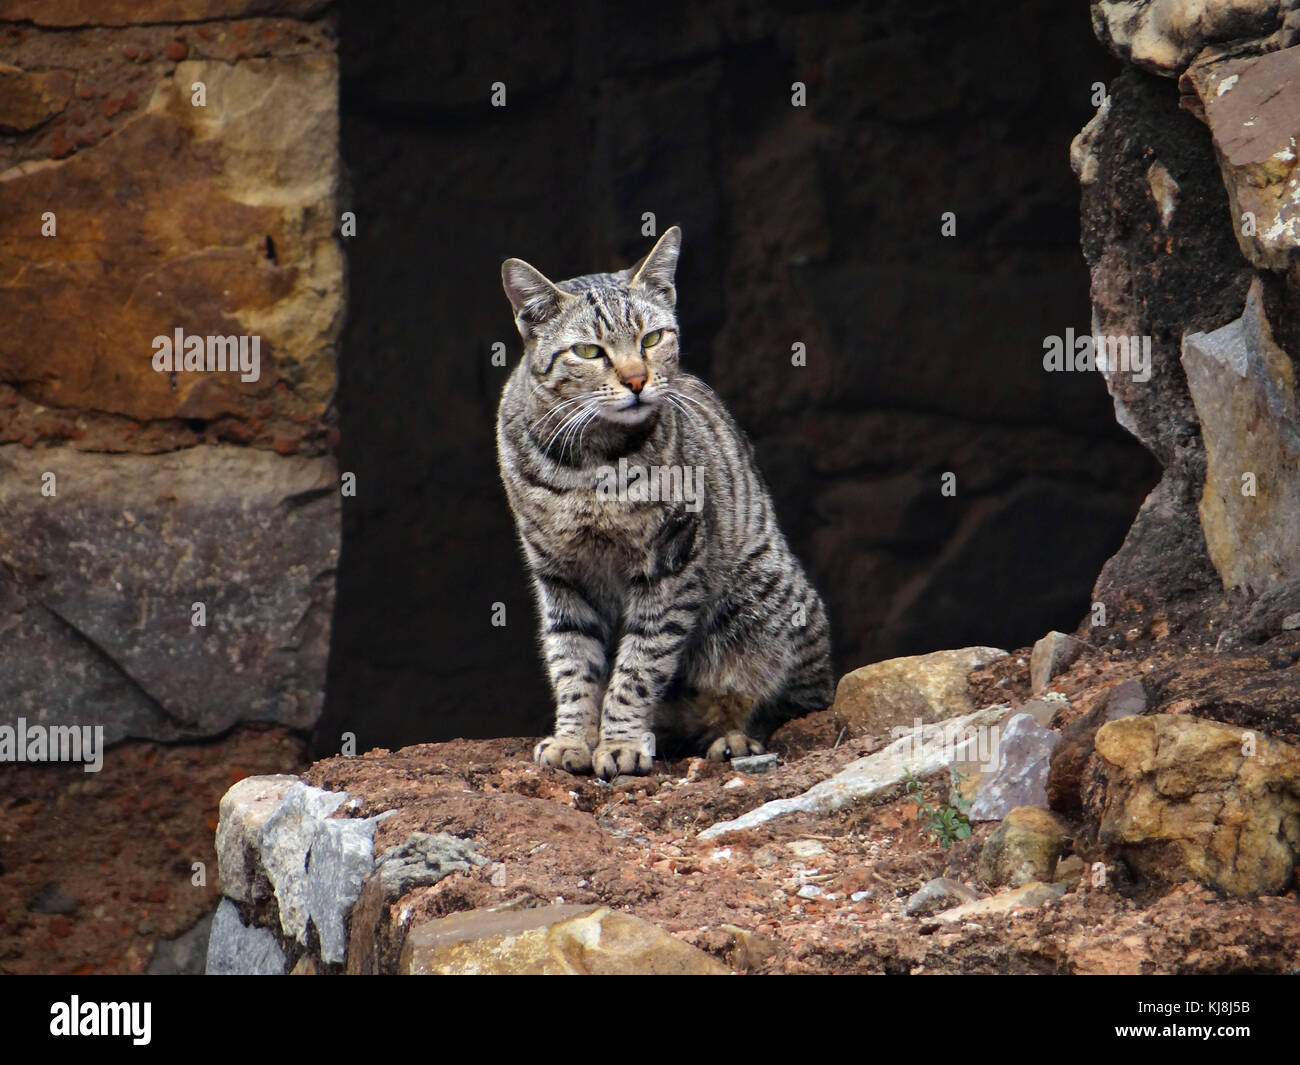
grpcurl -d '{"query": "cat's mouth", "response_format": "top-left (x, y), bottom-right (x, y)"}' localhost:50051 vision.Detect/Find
top-left (603, 393), bottom-right (658, 423)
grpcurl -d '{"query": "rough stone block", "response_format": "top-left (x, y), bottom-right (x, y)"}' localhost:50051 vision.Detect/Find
top-left (0, 445), bottom-right (338, 742)
top-left (205, 898), bottom-right (285, 975)
top-left (215, 774), bottom-right (300, 903)
top-left (833, 646), bottom-right (1008, 738)
top-left (400, 904), bottom-right (730, 975)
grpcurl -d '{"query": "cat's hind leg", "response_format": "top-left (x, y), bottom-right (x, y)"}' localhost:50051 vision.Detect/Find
top-left (696, 691), bottom-right (765, 762)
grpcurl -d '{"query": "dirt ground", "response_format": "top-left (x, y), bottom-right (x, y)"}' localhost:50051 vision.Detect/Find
top-left (5, 643), bottom-right (1297, 975)
top-left (301, 647), bottom-right (1300, 975)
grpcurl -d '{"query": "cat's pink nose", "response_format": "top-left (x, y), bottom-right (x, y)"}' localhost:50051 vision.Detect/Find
top-left (623, 374), bottom-right (646, 394)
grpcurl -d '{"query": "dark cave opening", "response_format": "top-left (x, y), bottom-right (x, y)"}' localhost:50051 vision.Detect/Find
top-left (316, 0), bottom-right (1158, 756)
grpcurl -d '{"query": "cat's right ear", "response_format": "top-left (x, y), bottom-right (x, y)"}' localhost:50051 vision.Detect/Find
top-left (502, 258), bottom-right (570, 339)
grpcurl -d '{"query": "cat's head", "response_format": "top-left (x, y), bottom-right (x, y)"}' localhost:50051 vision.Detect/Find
top-left (501, 227), bottom-right (682, 430)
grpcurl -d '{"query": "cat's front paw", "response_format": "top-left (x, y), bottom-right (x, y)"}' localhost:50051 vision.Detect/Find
top-left (593, 740), bottom-right (653, 780)
top-left (705, 731), bottom-right (764, 762)
top-left (534, 736), bottom-right (594, 775)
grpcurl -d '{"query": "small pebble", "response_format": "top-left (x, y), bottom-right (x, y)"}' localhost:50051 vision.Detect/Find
top-left (796, 884), bottom-right (823, 899)
top-left (731, 753), bottom-right (778, 773)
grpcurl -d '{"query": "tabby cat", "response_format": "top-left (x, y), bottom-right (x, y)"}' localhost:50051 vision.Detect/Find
top-left (497, 226), bottom-right (832, 779)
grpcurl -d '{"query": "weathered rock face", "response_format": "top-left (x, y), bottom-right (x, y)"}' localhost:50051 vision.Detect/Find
top-left (1077, 10), bottom-right (1300, 652)
top-left (1181, 280), bottom-right (1300, 593)
top-left (0, 2), bottom-right (331, 26)
top-left (1085, 715), bottom-right (1300, 896)
top-left (206, 897), bottom-right (285, 975)
top-left (0, 6), bottom-right (341, 746)
top-left (0, 446), bottom-right (338, 742)
top-left (0, 32), bottom-right (341, 451)
top-left (0, 63), bottom-right (75, 132)
top-left (215, 774), bottom-right (301, 904)
top-left (832, 647), bottom-right (1008, 738)
top-left (1181, 43), bottom-right (1300, 273)
top-left (1090, 0), bottom-right (1295, 77)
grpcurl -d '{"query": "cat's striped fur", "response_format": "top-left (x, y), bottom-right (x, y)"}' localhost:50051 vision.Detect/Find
top-left (497, 227), bottom-right (832, 779)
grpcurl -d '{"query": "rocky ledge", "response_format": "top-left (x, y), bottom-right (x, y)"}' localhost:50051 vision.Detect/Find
top-left (205, 637), bottom-right (1300, 975)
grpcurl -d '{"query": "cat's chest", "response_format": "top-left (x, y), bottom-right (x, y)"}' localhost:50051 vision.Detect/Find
top-left (548, 482), bottom-right (660, 555)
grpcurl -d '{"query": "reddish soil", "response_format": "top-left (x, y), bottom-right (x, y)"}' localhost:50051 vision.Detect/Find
top-left (6, 642), bottom-right (1297, 975)
top-left (300, 646), bottom-right (1300, 974)
top-left (0, 725), bottom-right (306, 975)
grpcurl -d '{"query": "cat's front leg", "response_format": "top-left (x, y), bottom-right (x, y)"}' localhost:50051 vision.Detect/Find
top-left (594, 571), bottom-right (701, 780)
top-left (531, 573), bottom-right (610, 775)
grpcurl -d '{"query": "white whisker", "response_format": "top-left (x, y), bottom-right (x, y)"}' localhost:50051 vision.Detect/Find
top-left (542, 400), bottom-right (597, 455)
top-left (529, 395), bottom-right (585, 439)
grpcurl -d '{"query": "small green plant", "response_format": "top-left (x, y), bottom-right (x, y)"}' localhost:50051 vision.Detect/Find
top-left (903, 770), bottom-right (972, 850)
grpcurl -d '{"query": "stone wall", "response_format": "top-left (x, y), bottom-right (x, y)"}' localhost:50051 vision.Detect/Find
top-left (0, 3), bottom-right (341, 741)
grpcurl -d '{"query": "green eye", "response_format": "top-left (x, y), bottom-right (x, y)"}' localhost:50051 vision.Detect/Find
top-left (641, 330), bottom-right (662, 349)
top-left (573, 343), bottom-right (602, 359)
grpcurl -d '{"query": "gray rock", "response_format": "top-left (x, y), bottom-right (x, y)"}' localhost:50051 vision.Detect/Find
top-left (904, 877), bottom-right (979, 917)
top-left (215, 774), bottom-right (300, 903)
top-left (1016, 694), bottom-right (1068, 728)
top-left (919, 880), bottom-right (1068, 932)
top-left (700, 703), bottom-right (1009, 839)
top-left (205, 898), bottom-right (285, 975)
top-left (1182, 280), bottom-right (1300, 594)
top-left (257, 781), bottom-right (347, 944)
top-left (731, 753), bottom-right (778, 773)
top-left (148, 912), bottom-right (214, 975)
top-left (970, 713), bottom-right (1059, 822)
top-left (375, 831), bottom-right (487, 899)
top-left (305, 810), bottom-right (393, 964)
top-left (0, 445), bottom-right (339, 743)
top-left (1029, 631), bottom-right (1091, 693)
top-left (1103, 678), bottom-right (1146, 720)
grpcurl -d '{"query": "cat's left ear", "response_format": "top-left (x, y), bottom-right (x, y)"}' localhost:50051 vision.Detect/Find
top-left (628, 226), bottom-right (681, 307)
top-left (502, 257), bottom-right (572, 339)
